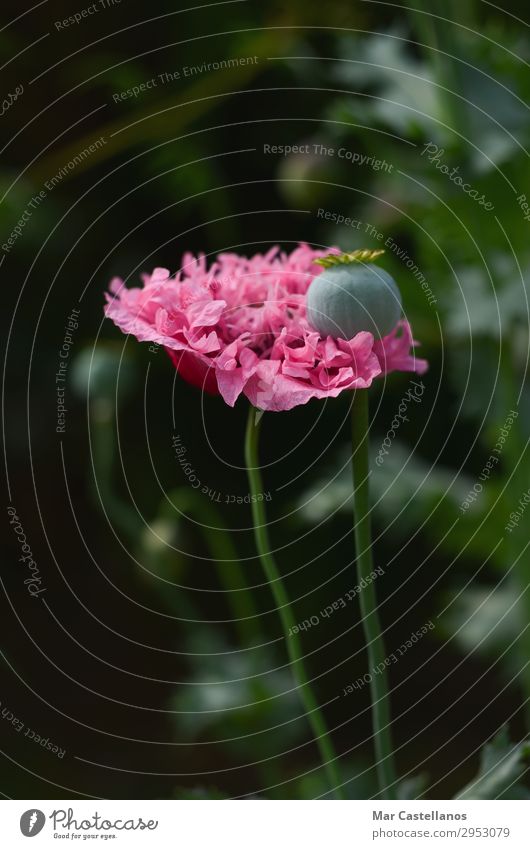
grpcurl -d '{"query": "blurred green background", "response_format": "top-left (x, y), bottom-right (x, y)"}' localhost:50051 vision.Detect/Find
top-left (2, 0), bottom-right (529, 799)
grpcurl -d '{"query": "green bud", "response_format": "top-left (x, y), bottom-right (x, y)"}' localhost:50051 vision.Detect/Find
top-left (307, 252), bottom-right (402, 339)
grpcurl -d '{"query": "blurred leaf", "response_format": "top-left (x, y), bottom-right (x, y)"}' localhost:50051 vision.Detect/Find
top-left (444, 257), bottom-right (530, 341)
top-left (296, 439), bottom-right (513, 569)
top-left (441, 585), bottom-right (525, 680)
top-left (171, 628), bottom-right (305, 759)
top-left (331, 30), bottom-right (443, 139)
top-left (396, 773), bottom-right (429, 799)
top-left (298, 442), bottom-right (471, 535)
top-left (456, 727), bottom-right (530, 799)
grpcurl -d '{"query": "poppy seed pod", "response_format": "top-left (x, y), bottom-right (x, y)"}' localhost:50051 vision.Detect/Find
top-left (307, 250), bottom-right (402, 340)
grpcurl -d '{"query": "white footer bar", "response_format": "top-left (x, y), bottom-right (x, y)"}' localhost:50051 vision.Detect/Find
top-left (1, 800), bottom-right (528, 848)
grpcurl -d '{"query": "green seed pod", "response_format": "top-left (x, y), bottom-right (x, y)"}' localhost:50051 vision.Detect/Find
top-left (307, 250), bottom-right (402, 340)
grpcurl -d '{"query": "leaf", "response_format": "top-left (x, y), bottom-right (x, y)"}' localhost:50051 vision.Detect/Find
top-left (170, 628), bottom-right (306, 757)
top-left (297, 442), bottom-right (472, 536)
top-left (396, 773), bottom-right (429, 799)
top-left (456, 727), bottom-right (530, 799)
top-left (440, 585), bottom-right (525, 679)
top-left (296, 436), bottom-right (519, 568)
top-left (444, 257), bottom-right (530, 342)
top-left (331, 30), bottom-right (444, 139)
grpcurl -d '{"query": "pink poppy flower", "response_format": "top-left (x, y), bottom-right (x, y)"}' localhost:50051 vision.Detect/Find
top-left (104, 244), bottom-right (427, 411)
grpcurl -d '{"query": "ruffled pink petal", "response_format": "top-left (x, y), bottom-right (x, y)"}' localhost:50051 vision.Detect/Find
top-left (374, 320), bottom-right (428, 375)
top-left (186, 299), bottom-right (226, 328)
top-left (216, 344), bottom-right (260, 407)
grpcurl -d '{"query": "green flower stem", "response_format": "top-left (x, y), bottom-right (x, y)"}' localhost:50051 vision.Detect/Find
top-left (245, 407), bottom-right (345, 799)
top-left (351, 389), bottom-right (397, 800)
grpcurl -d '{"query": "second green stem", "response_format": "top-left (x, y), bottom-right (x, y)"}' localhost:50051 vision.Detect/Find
top-left (351, 389), bottom-right (397, 799)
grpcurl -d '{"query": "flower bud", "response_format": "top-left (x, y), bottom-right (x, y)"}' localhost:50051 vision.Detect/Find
top-left (307, 251), bottom-right (402, 339)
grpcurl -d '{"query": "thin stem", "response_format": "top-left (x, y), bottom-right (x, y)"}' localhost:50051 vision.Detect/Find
top-left (351, 389), bottom-right (397, 799)
top-left (245, 407), bottom-right (345, 799)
